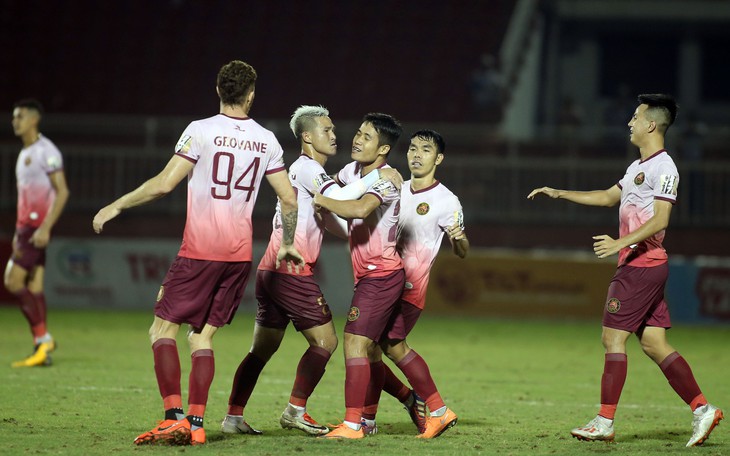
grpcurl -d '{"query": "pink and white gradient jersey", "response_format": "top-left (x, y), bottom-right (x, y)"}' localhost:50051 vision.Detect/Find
top-left (15, 135), bottom-right (64, 228)
top-left (337, 161), bottom-right (402, 283)
top-left (258, 154), bottom-right (337, 276)
top-left (397, 180), bottom-right (464, 309)
top-left (174, 114), bottom-right (286, 262)
top-left (616, 149), bottom-right (678, 267)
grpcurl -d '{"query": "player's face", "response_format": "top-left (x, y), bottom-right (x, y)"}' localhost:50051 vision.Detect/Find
top-left (628, 104), bottom-right (650, 146)
top-left (407, 136), bottom-right (443, 178)
top-left (11, 107), bottom-right (38, 137)
top-left (307, 116), bottom-right (337, 157)
top-left (352, 121), bottom-right (387, 164)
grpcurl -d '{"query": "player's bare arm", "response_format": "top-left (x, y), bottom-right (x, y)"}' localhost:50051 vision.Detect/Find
top-left (92, 155), bottom-right (193, 233)
top-left (445, 222), bottom-right (469, 258)
top-left (30, 170), bottom-right (70, 248)
top-left (266, 170), bottom-right (304, 272)
top-left (593, 199), bottom-right (672, 259)
top-left (527, 185), bottom-right (621, 207)
top-left (313, 193), bottom-right (381, 220)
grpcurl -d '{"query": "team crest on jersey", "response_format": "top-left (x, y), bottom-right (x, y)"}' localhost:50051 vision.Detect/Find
top-left (606, 298), bottom-right (621, 313)
top-left (416, 202), bottom-right (430, 215)
top-left (24, 157), bottom-right (31, 166)
top-left (157, 286), bottom-right (165, 302)
top-left (317, 296), bottom-right (331, 316)
top-left (347, 306), bottom-right (360, 321)
top-left (175, 135), bottom-right (192, 154)
top-left (634, 172), bottom-right (645, 185)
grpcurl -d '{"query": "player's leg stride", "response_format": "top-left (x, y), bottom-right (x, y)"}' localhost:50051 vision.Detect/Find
top-left (280, 406), bottom-right (329, 435)
top-left (686, 404), bottom-right (723, 447)
top-left (11, 339), bottom-right (56, 368)
top-left (319, 423), bottom-right (365, 439)
top-left (417, 407), bottom-right (458, 439)
top-left (220, 415), bottom-right (263, 435)
top-left (570, 416), bottom-right (615, 442)
top-left (133, 418), bottom-right (192, 445)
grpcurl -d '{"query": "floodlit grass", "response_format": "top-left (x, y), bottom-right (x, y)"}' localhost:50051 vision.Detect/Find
top-left (0, 307), bottom-right (727, 455)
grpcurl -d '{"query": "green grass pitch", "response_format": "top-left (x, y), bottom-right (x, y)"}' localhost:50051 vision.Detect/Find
top-left (1, 307), bottom-right (727, 455)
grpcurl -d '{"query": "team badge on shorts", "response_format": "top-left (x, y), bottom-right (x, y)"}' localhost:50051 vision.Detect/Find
top-left (416, 202), bottom-right (430, 215)
top-left (157, 286), bottom-right (165, 302)
top-left (606, 297), bottom-right (621, 313)
top-left (634, 172), bottom-right (645, 185)
top-left (317, 296), bottom-right (331, 316)
top-left (347, 306), bottom-right (360, 322)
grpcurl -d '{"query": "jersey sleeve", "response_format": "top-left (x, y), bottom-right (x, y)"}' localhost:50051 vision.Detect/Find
top-left (367, 179), bottom-right (400, 204)
top-left (439, 196), bottom-right (464, 231)
top-left (174, 122), bottom-right (201, 163)
top-left (653, 161), bottom-right (679, 203)
top-left (41, 144), bottom-right (64, 174)
top-left (299, 160), bottom-right (336, 195)
top-left (265, 138), bottom-right (286, 174)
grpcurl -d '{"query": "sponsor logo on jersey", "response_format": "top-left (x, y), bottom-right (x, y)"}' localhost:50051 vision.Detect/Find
top-left (234, 125), bottom-right (245, 132)
top-left (606, 297), bottom-right (621, 313)
top-left (175, 135), bottom-right (192, 154)
top-left (157, 286), bottom-right (165, 302)
top-left (314, 173), bottom-right (333, 190)
top-left (634, 172), bottom-right (645, 185)
top-left (660, 174), bottom-right (679, 196)
top-left (416, 202), bottom-right (430, 215)
top-left (347, 306), bottom-right (360, 321)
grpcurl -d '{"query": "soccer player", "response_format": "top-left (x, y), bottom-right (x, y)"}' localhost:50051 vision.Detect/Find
top-left (221, 105), bottom-right (402, 436)
top-left (313, 112), bottom-right (404, 439)
top-left (5, 99), bottom-right (69, 368)
top-left (527, 93), bottom-right (723, 447)
top-left (92, 60), bottom-right (304, 446)
top-left (364, 129), bottom-right (469, 438)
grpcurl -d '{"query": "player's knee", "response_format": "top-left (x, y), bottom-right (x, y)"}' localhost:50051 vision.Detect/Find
top-left (250, 340), bottom-right (279, 361)
top-left (312, 334), bottom-right (337, 354)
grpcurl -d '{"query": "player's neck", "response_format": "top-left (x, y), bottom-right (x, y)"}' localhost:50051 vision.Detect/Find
top-left (638, 138), bottom-right (665, 161)
top-left (302, 145), bottom-right (328, 166)
top-left (220, 103), bottom-right (249, 119)
top-left (410, 174), bottom-right (436, 191)
top-left (360, 157), bottom-right (386, 176)
top-left (21, 131), bottom-right (40, 148)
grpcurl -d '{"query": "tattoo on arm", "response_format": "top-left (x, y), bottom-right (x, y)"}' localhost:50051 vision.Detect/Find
top-left (281, 209), bottom-right (297, 246)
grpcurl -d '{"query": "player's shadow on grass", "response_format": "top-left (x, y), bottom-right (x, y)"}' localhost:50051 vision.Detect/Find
top-left (618, 427), bottom-right (697, 446)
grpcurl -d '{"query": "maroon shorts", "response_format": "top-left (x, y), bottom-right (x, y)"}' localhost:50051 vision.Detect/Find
top-left (344, 269), bottom-right (405, 342)
top-left (255, 270), bottom-right (332, 332)
top-left (383, 299), bottom-right (423, 341)
top-left (602, 263), bottom-right (671, 332)
top-left (154, 256), bottom-right (251, 330)
top-left (11, 226), bottom-right (46, 271)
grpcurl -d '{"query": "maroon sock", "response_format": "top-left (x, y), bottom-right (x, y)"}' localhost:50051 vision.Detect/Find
top-left (152, 338), bottom-right (182, 410)
top-left (599, 353), bottom-right (627, 419)
top-left (363, 360), bottom-right (385, 420)
top-left (188, 349), bottom-right (214, 419)
top-left (227, 352), bottom-right (266, 415)
top-left (289, 346), bottom-right (331, 407)
top-left (15, 289), bottom-right (45, 332)
top-left (396, 350), bottom-right (444, 411)
top-left (383, 363), bottom-right (411, 403)
top-left (344, 357), bottom-right (369, 423)
top-left (660, 351), bottom-right (705, 409)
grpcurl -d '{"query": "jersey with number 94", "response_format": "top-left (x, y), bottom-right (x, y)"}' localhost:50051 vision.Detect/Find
top-left (174, 114), bottom-right (285, 262)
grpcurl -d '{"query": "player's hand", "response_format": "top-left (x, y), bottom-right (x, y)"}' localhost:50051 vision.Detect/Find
top-left (92, 205), bottom-right (121, 234)
top-left (276, 244), bottom-right (305, 274)
top-left (445, 222), bottom-right (466, 242)
top-left (527, 187), bottom-right (560, 199)
top-left (378, 168), bottom-right (404, 189)
top-left (593, 234), bottom-right (622, 259)
top-left (312, 192), bottom-right (327, 213)
top-left (30, 226), bottom-right (50, 248)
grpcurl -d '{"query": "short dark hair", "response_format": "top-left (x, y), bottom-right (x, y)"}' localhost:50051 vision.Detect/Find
top-left (363, 112), bottom-right (402, 149)
top-left (217, 60), bottom-right (257, 106)
top-left (13, 98), bottom-right (44, 116)
top-left (410, 129), bottom-right (446, 154)
top-left (638, 93), bottom-right (677, 134)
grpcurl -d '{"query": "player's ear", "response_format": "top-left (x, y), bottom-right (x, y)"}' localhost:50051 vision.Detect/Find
top-left (378, 144), bottom-right (391, 156)
top-left (435, 153), bottom-right (444, 165)
top-left (302, 131), bottom-right (313, 145)
top-left (648, 120), bottom-right (656, 133)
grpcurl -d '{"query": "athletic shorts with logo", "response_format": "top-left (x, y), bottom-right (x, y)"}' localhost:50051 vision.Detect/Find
top-left (602, 263), bottom-right (671, 332)
top-left (255, 270), bottom-right (332, 331)
top-left (11, 225), bottom-right (46, 271)
top-left (344, 269), bottom-right (405, 342)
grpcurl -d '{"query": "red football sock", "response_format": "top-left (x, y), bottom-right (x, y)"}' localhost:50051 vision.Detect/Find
top-left (344, 357), bottom-right (369, 423)
top-left (599, 353), bottom-right (627, 420)
top-left (396, 350), bottom-right (444, 411)
top-left (152, 338), bottom-right (182, 410)
top-left (289, 346), bottom-right (331, 407)
top-left (188, 349), bottom-right (214, 420)
top-left (659, 351), bottom-right (705, 410)
top-left (227, 352), bottom-right (266, 415)
top-left (383, 363), bottom-right (411, 403)
top-left (363, 360), bottom-right (385, 420)
top-left (15, 290), bottom-right (46, 336)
